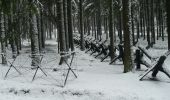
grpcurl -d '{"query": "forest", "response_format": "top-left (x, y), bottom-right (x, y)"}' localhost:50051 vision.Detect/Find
top-left (0, 0), bottom-right (170, 100)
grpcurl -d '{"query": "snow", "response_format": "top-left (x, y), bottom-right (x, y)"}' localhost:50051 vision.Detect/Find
top-left (0, 40), bottom-right (170, 100)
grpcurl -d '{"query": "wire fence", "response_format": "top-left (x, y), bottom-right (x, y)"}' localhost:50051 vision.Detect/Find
top-left (0, 52), bottom-right (78, 87)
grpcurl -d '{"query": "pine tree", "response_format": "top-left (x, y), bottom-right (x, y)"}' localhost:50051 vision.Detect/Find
top-left (109, 0), bottom-right (115, 60)
top-left (122, 0), bottom-right (133, 73)
top-left (167, 0), bottom-right (170, 50)
top-left (57, 0), bottom-right (67, 64)
top-left (96, 0), bottom-right (102, 40)
top-left (67, 0), bottom-right (74, 51)
top-left (29, 0), bottom-right (40, 66)
top-left (79, 0), bottom-right (85, 51)
top-left (0, 11), bottom-right (7, 65)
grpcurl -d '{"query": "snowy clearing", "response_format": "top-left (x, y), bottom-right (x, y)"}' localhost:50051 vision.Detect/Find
top-left (0, 40), bottom-right (170, 100)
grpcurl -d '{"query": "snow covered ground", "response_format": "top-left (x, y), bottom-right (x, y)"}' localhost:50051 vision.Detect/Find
top-left (0, 39), bottom-right (170, 100)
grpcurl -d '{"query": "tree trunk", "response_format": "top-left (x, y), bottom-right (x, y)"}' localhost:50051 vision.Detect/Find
top-left (63, 0), bottom-right (69, 51)
top-left (94, 16), bottom-right (97, 39)
top-left (109, 0), bottom-right (115, 60)
top-left (57, 0), bottom-right (67, 64)
top-left (10, 3), bottom-right (17, 58)
top-left (96, 0), bottom-right (102, 40)
top-left (79, 0), bottom-right (85, 50)
top-left (122, 0), bottom-right (133, 73)
top-left (0, 12), bottom-right (7, 65)
top-left (40, 10), bottom-right (45, 49)
top-left (167, 0), bottom-right (170, 50)
top-left (131, 5), bottom-right (135, 45)
top-left (104, 16), bottom-right (109, 40)
top-left (118, 11), bottom-right (123, 43)
top-left (146, 0), bottom-right (151, 46)
top-left (4, 14), bottom-right (8, 47)
top-left (30, 12), bottom-right (40, 66)
top-left (67, 0), bottom-right (74, 51)
top-left (37, 12), bottom-right (42, 52)
top-left (87, 18), bottom-right (91, 36)
top-left (151, 0), bottom-right (155, 44)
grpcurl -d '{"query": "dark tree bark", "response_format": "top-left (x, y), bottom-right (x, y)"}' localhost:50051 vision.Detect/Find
top-left (96, 0), bottom-right (102, 40)
top-left (67, 0), bottom-right (74, 51)
top-left (167, 0), bottom-right (170, 50)
top-left (93, 15), bottom-right (97, 39)
top-left (57, 0), bottom-right (67, 65)
top-left (79, 0), bottom-right (85, 50)
top-left (151, 0), bottom-right (155, 44)
top-left (104, 16), bottom-right (109, 40)
top-left (131, 4), bottom-right (135, 45)
top-left (63, 0), bottom-right (69, 51)
top-left (57, 0), bottom-right (66, 52)
top-left (146, 0), bottom-right (151, 46)
top-left (30, 13), bottom-right (40, 66)
top-left (118, 11), bottom-right (123, 43)
top-left (40, 10), bottom-right (45, 49)
top-left (0, 12), bottom-right (7, 65)
top-left (109, 0), bottom-right (115, 60)
top-left (37, 12), bottom-right (42, 52)
top-left (9, 3), bottom-right (17, 58)
top-left (122, 0), bottom-right (133, 73)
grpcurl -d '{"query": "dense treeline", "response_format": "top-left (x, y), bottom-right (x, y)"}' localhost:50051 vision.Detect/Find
top-left (0, 0), bottom-right (169, 72)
